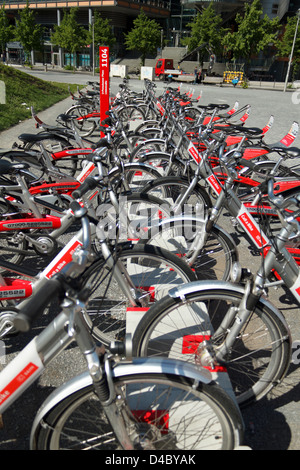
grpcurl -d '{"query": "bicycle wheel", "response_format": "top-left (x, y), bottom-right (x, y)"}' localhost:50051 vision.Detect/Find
top-left (0, 202), bottom-right (28, 272)
top-left (33, 371), bottom-right (243, 450)
top-left (140, 219), bottom-right (237, 281)
top-left (65, 105), bottom-right (97, 137)
top-left (136, 103), bottom-right (161, 120)
top-left (80, 244), bottom-right (197, 346)
top-left (112, 163), bottom-right (164, 193)
top-left (140, 175), bottom-right (212, 217)
top-left (132, 286), bottom-right (291, 407)
top-left (130, 139), bottom-right (173, 161)
top-left (116, 105), bottom-right (145, 131)
top-left (24, 137), bottom-right (78, 178)
top-left (130, 151), bottom-right (186, 177)
top-left (130, 145), bottom-right (174, 162)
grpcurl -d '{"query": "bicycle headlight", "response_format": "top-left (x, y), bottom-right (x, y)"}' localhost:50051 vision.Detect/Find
top-left (231, 261), bottom-right (242, 283)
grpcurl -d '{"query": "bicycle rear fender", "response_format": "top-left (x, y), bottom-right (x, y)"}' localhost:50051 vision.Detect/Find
top-left (168, 280), bottom-right (291, 335)
top-left (132, 138), bottom-right (166, 147)
top-left (108, 162), bottom-right (162, 179)
top-left (30, 357), bottom-right (213, 449)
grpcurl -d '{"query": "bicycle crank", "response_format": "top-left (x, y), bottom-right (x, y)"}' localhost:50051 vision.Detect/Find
top-left (0, 309), bottom-right (20, 338)
top-left (14, 232), bottom-right (58, 256)
top-left (31, 235), bottom-right (58, 256)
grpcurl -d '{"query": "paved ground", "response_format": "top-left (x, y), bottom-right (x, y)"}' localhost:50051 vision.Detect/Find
top-left (0, 70), bottom-right (300, 450)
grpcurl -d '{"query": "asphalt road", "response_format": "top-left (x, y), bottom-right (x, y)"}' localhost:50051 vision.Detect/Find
top-left (0, 69), bottom-right (300, 450)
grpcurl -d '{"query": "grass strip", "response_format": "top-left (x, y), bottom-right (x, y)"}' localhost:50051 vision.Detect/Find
top-left (0, 64), bottom-right (79, 131)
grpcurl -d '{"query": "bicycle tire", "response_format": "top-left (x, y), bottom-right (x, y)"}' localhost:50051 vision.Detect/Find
top-left (136, 103), bottom-right (161, 120)
top-left (140, 175), bottom-right (212, 217)
top-left (132, 285), bottom-right (291, 407)
top-left (130, 142), bottom-right (175, 163)
top-left (65, 105), bottom-right (97, 137)
top-left (140, 219), bottom-right (237, 281)
top-left (32, 371), bottom-right (243, 450)
top-left (80, 243), bottom-right (197, 346)
top-left (116, 105), bottom-right (145, 128)
top-left (130, 151), bottom-right (186, 177)
top-left (24, 135), bottom-right (78, 178)
top-left (107, 162), bottom-right (163, 193)
top-left (0, 202), bottom-right (29, 272)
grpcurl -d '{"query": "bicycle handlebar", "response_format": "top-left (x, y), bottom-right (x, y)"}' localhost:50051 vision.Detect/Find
top-left (72, 176), bottom-right (99, 199)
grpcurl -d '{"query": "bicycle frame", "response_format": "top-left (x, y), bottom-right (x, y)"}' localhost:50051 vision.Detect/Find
top-left (0, 154), bottom-right (165, 303)
top-left (173, 140), bottom-right (269, 263)
top-left (165, 172), bottom-right (300, 368)
top-left (0, 171), bottom-right (90, 261)
top-left (145, 125), bottom-right (300, 266)
top-left (0, 185), bottom-right (151, 315)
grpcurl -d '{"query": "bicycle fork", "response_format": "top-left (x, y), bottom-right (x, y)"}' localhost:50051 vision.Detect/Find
top-left (61, 295), bottom-right (137, 450)
top-left (214, 224), bottom-right (297, 363)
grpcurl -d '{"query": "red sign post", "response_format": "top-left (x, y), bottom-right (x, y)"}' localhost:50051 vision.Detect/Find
top-left (99, 46), bottom-right (110, 136)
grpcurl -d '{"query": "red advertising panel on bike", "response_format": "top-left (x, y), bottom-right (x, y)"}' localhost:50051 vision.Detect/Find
top-left (99, 46), bottom-right (110, 137)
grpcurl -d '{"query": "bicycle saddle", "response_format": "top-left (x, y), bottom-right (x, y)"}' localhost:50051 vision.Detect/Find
top-left (214, 124), bottom-right (263, 136)
top-left (0, 149), bottom-right (39, 160)
top-left (18, 132), bottom-right (70, 143)
top-left (56, 113), bottom-right (76, 123)
top-left (197, 103), bottom-right (230, 111)
top-left (0, 159), bottom-right (30, 174)
top-left (85, 91), bottom-right (98, 97)
top-left (267, 146), bottom-right (300, 158)
top-left (209, 103), bottom-right (230, 110)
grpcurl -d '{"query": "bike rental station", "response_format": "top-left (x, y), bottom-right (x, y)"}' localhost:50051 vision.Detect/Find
top-left (1, 45), bottom-right (300, 451)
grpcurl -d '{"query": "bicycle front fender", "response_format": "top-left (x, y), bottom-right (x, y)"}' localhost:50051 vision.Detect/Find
top-left (168, 280), bottom-right (291, 335)
top-left (108, 162), bottom-right (162, 179)
top-left (30, 357), bottom-right (213, 449)
top-left (168, 279), bottom-right (245, 300)
top-left (132, 138), bottom-right (166, 147)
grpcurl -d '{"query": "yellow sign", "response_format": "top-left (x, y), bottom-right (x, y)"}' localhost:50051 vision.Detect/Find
top-left (223, 71), bottom-right (244, 83)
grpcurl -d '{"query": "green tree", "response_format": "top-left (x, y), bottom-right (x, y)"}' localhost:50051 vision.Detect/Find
top-left (124, 9), bottom-right (161, 66)
top-left (276, 14), bottom-right (300, 80)
top-left (223, 0), bottom-right (280, 64)
top-left (87, 11), bottom-right (116, 49)
top-left (14, 0), bottom-right (44, 64)
top-left (182, 3), bottom-right (227, 64)
top-left (51, 8), bottom-right (88, 68)
top-left (0, 4), bottom-right (14, 56)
